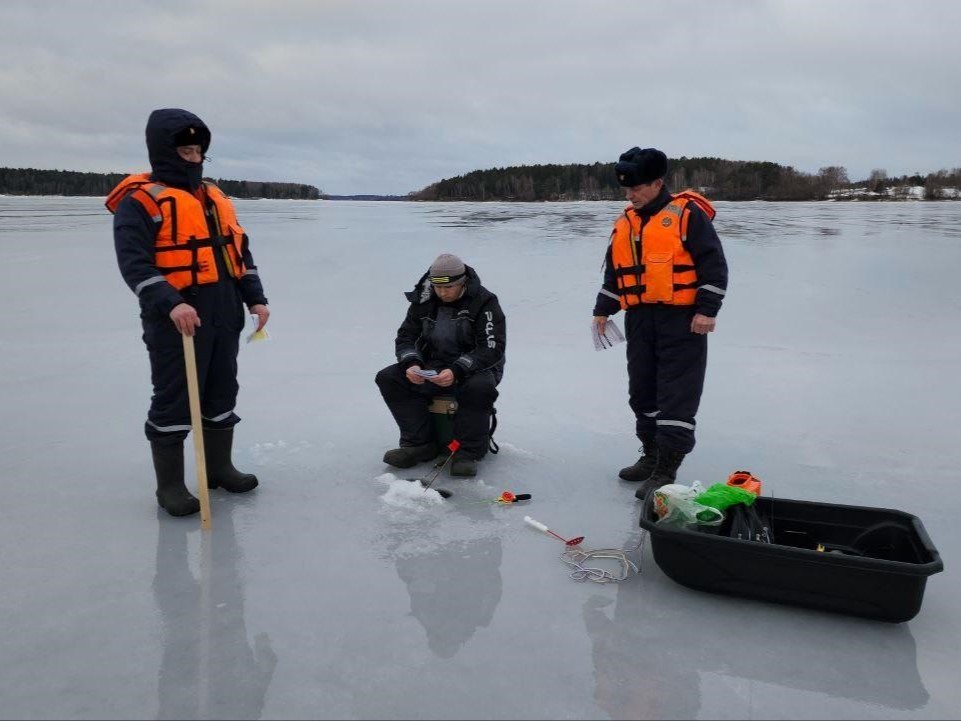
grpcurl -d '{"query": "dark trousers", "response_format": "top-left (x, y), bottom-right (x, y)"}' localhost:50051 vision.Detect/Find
top-left (142, 317), bottom-right (241, 445)
top-left (375, 364), bottom-right (499, 460)
top-left (625, 305), bottom-right (707, 454)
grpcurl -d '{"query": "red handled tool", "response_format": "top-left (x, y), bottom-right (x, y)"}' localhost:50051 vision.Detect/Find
top-left (467, 490), bottom-right (532, 505)
top-left (524, 516), bottom-right (584, 547)
top-left (421, 439), bottom-right (459, 492)
top-left (404, 440), bottom-right (460, 499)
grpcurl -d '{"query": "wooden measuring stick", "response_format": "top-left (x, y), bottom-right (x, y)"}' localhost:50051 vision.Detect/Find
top-left (182, 334), bottom-right (212, 529)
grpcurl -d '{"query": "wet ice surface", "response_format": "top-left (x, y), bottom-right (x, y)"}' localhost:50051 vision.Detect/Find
top-left (1, 196), bottom-right (959, 719)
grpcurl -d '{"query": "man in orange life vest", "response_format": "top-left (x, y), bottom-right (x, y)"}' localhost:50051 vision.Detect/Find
top-left (107, 108), bottom-right (270, 517)
top-left (593, 147), bottom-right (728, 500)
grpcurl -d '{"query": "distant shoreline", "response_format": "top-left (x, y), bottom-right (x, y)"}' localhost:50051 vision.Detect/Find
top-left (6, 163), bottom-right (961, 202)
top-left (0, 167), bottom-right (320, 200)
top-left (0, 193), bottom-right (323, 201)
top-left (3, 193), bottom-right (960, 203)
top-left (321, 195), bottom-right (408, 201)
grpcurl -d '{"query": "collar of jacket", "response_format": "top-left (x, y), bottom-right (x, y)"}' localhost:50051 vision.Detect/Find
top-left (630, 185), bottom-right (673, 219)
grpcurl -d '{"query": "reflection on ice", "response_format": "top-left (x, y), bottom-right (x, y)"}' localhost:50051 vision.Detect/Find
top-left (372, 472), bottom-right (509, 659)
top-left (585, 566), bottom-right (928, 720)
top-left (154, 499), bottom-right (277, 720)
top-left (393, 534), bottom-right (503, 660)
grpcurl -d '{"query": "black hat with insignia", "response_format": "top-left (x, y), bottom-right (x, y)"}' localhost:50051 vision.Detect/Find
top-left (614, 147), bottom-right (668, 187)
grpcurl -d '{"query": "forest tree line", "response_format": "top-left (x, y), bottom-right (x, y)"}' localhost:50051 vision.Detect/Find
top-left (0, 167), bottom-right (321, 199)
top-left (5, 162), bottom-right (960, 203)
top-left (410, 159), bottom-right (961, 202)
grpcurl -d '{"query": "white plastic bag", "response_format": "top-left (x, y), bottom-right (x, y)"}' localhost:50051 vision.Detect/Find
top-left (653, 481), bottom-right (724, 527)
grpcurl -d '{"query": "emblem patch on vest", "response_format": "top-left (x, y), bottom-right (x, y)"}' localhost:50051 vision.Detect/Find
top-left (661, 217), bottom-right (673, 227)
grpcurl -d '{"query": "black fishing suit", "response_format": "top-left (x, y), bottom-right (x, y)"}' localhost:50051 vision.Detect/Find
top-left (376, 267), bottom-right (506, 461)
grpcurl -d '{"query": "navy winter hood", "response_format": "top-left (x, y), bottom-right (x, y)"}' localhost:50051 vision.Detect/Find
top-left (145, 108), bottom-right (211, 191)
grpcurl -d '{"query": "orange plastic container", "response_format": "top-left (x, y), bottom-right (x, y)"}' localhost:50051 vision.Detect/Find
top-left (727, 470), bottom-right (762, 496)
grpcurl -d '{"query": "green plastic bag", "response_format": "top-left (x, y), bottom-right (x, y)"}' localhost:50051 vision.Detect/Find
top-left (694, 483), bottom-right (757, 511)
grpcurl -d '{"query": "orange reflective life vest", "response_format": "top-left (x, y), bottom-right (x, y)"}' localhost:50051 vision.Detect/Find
top-left (105, 173), bottom-right (247, 291)
top-left (609, 190), bottom-right (716, 309)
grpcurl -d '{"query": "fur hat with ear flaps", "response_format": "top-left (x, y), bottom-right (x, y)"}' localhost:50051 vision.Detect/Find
top-left (614, 147), bottom-right (668, 187)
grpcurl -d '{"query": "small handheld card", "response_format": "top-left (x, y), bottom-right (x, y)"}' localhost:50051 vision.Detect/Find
top-left (592, 318), bottom-right (625, 351)
top-left (246, 314), bottom-right (270, 344)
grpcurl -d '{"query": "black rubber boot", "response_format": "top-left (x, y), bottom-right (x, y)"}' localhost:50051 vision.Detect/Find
top-left (383, 442), bottom-right (438, 469)
top-left (204, 428), bottom-right (259, 493)
top-left (634, 447), bottom-right (686, 500)
top-left (151, 441), bottom-right (200, 517)
top-left (450, 454), bottom-right (478, 477)
top-left (618, 435), bottom-right (657, 482)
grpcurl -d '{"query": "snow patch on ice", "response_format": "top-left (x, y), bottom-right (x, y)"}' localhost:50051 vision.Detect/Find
top-left (376, 472), bottom-right (448, 509)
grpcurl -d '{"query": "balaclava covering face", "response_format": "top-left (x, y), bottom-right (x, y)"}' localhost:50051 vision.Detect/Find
top-left (145, 108), bottom-right (211, 191)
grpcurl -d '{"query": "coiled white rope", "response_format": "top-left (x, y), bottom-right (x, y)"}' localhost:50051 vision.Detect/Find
top-left (560, 533), bottom-right (646, 584)
top-left (524, 516), bottom-right (645, 584)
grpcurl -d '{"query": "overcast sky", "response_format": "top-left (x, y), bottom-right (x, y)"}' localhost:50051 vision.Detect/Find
top-left (2, 0), bottom-right (959, 195)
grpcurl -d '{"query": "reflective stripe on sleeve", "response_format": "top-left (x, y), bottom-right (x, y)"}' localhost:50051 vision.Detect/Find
top-left (599, 288), bottom-right (619, 301)
top-left (135, 275), bottom-right (167, 296)
top-left (698, 284), bottom-right (726, 296)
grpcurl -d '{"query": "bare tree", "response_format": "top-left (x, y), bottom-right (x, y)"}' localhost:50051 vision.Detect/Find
top-left (868, 168), bottom-right (888, 194)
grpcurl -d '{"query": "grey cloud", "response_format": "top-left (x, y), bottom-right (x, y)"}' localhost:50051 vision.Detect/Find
top-left (2, 0), bottom-right (960, 194)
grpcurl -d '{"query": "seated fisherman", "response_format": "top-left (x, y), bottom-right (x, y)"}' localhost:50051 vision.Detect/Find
top-left (375, 253), bottom-right (506, 477)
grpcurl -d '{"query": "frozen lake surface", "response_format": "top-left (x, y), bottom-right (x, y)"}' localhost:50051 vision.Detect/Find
top-left (1, 195), bottom-right (959, 719)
